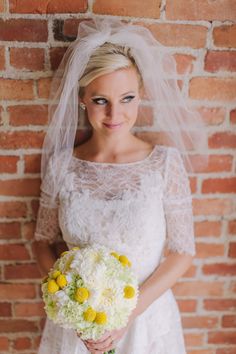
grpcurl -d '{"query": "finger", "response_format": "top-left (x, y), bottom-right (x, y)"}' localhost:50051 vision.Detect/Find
top-left (86, 331), bottom-right (110, 343)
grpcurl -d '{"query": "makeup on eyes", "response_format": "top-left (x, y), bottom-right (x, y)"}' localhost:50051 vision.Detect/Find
top-left (91, 94), bottom-right (136, 105)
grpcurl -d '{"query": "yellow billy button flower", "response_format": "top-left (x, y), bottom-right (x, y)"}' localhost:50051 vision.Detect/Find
top-left (110, 251), bottom-right (119, 260)
top-left (95, 312), bottom-right (107, 325)
top-left (124, 285), bottom-right (135, 299)
top-left (56, 274), bottom-right (67, 288)
top-left (119, 255), bottom-right (130, 267)
top-left (83, 307), bottom-right (96, 322)
top-left (75, 287), bottom-right (90, 303)
top-left (52, 270), bottom-right (61, 279)
top-left (47, 279), bottom-right (59, 294)
top-left (61, 251), bottom-right (69, 257)
top-left (72, 247), bottom-right (80, 251)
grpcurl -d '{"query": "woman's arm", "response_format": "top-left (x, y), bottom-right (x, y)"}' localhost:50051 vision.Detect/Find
top-left (32, 240), bottom-right (57, 277)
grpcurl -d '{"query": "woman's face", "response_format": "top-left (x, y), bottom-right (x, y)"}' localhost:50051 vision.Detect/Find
top-left (81, 67), bottom-right (140, 137)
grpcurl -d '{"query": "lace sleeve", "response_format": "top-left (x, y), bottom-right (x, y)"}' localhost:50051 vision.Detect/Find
top-left (34, 158), bottom-right (62, 244)
top-left (163, 148), bottom-right (195, 256)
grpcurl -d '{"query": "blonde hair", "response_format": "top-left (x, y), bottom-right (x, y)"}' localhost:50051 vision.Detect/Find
top-left (79, 42), bottom-right (142, 97)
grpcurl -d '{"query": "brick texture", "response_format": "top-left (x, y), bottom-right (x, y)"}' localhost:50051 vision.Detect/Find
top-left (0, 2), bottom-right (235, 354)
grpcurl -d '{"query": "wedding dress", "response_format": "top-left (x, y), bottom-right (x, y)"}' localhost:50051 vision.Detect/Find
top-left (35, 145), bottom-right (195, 354)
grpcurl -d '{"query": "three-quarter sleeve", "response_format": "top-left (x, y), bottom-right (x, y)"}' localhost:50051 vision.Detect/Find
top-left (163, 148), bottom-right (196, 256)
top-left (34, 158), bottom-right (62, 244)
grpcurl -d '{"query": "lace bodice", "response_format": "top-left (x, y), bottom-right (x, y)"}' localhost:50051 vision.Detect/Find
top-left (35, 145), bottom-right (195, 284)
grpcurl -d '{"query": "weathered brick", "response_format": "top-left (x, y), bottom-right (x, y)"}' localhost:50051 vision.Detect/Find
top-left (183, 316), bottom-right (218, 329)
top-left (177, 299), bottom-right (197, 313)
top-left (0, 19), bottom-right (48, 42)
top-left (0, 302), bottom-right (12, 317)
top-left (213, 25), bottom-right (236, 48)
top-left (228, 243), bottom-right (236, 258)
top-left (0, 0), bottom-right (5, 12)
top-left (0, 155), bottom-right (19, 173)
top-left (13, 337), bottom-right (31, 350)
top-left (0, 178), bottom-right (40, 196)
top-left (196, 243), bottom-right (224, 258)
top-left (209, 132), bottom-right (236, 149)
top-left (93, 0), bottom-right (161, 18)
top-left (205, 51), bottom-right (236, 72)
top-left (22, 221), bottom-right (36, 241)
top-left (222, 315), bottom-right (236, 328)
top-left (143, 23), bottom-right (207, 49)
top-left (190, 154), bottom-right (233, 173)
top-left (173, 53), bottom-right (196, 74)
top-left (0, 131), bottom-right (44, 149)
top-left (193, 198), bottom-right (233, 216)
top-left (194, 221), bottom-right (221, 238)
top-left (0, 79), bottom-right (34, 100)
top-left (230, 109), bottom-right (236, 124)
top-left (173, 281), bottom-right (224, 296)
top-left (189, 77), bottom-right (236, 101)
top-left (202, 178), bottom-right (236, 194)
top-left (50, 47), bottom-right (67, 70)
top-left (198, 107), bottom-right (226, 125)
top-left (184, 332), bottom-right (204, 346)
top-left (4, 263), bottom-right (41, 279)
top-left (228, 220), bottom-right (236, 235)
top-left (0, 46), bottom-right (5, 70)
top-left (166, 0), bottom-right (236, 21)
top-left (0, 222), bottom-right (21, 239)
top-left (216, 348), bottom-right (236, 354)
top-left (0, 319), bottom-right (37, 332)
top-left (208, 331), bottom-right (236, 344)
top-left (14, 302), bottom-right (44, 317)
top-left (8, 105), bottom-right (48, 126)
top-left (203, 263), bottom-right (236, 276)
top-left (9, 0), bottom-right (87, 13)
top-left (10, 47), bottom-right (45, 71)
top-left (204, 299), bottom-right (236, 312)
top-left (0, 244), bottom-right (30, 260)
top-left (0, 201), bottom-right (27, 218)
top-left (37, 78), bottom-right (52, 99)
top-left (0, 284), bottom-right (36, 299)
top-left (24, 154), bottom-right (41, 173)
top-left (0, 336), bottom-right (9, 351)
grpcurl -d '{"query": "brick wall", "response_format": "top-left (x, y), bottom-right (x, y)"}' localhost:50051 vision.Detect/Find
top-left (0, 1), bottom-right (235, 353)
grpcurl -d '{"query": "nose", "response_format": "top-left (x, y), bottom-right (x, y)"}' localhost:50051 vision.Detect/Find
top-left (106, 102), bottom-right (121, 121)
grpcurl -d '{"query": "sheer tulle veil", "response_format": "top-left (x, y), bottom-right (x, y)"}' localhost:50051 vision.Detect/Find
top-left (41, 17), bottom-right (208, 205)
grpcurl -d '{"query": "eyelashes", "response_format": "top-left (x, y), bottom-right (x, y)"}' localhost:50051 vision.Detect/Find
top-left (92, 95), bottom-right (136, 105)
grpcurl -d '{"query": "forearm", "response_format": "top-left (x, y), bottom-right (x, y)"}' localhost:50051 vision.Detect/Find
top-left (32, 240), bottom-right (57, 277)
top-left (131, 252), bottom-right (193, 321)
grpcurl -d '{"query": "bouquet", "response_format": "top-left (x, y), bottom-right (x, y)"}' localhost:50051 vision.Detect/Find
top-left (41, 243), bottom-right (139, 354)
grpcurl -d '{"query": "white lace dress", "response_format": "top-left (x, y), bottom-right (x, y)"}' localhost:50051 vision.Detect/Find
top-left (35, 145), bottom-right (195, 354)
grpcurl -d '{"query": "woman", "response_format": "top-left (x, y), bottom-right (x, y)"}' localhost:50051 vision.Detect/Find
top-left (33, 18), bottom-right (207, 354)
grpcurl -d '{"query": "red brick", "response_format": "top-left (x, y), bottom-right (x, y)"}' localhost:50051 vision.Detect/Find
top-left (173, 54), bottom-right (196, 75)
top-left (143, 23), bottom-right (207, 49)
top-left (177, 299), bottom-right (197, 313)
top-left (0, 302), bottom-right (12, 316)
top-left (0, 19), bottom-right (48, 42)
top-left (189, 350), bottom-right (215, 354)
top-left (204, 299), bottom-right (236, 312)
top-left (202, 178), bottom-right (236, 194)
top-left (183, 316), bottom-right (218, 329)
top-left (0, 222), bottom-right (21, 239)
top-left (0, 131), bottom-right (44, 149)
top-left (166, 0), bottom-right (236, 21)
top-left (190, 154), bottom-right (233, 173)
top-left (24, 154), bottom-right (41, 173)
top-left (0, 0), bottom-right (5, 12)
top-left (37, 78), bottom-right (52, 99)
top-left (173, 281), bottom-right (224, 296)
top-left (194, 221), bottom-right (221, 238)
top-left (50, 46), bottom-right (67, 70)
top-left (0, 178), bottom-right (40, 197)
top-left (213, 25), bottom-right (236, 48)
top-left (22, 221), bottom-right (36, 241)
top-left (0, 79), bottom-right (34, 100)
top-left (63, 19), bottom-right (87, 38)
top-left (230, 109), bottom-right (236, 124)
top-left (0, 284), bottom-right (36, 299)
top-left (190, 77), bottom-right (236, 102)
top-left (197, 107), bottom-right (226, 125)
top-left (9, 0), bottom-right (87, 13)
top-left (203, 263), bottom-right (236, 276)
top-left (8, 105), bottom-right (48, 126)
top-left (196, 243), bottom-right (224, 258)
top-left (228, 243), bottom-right (236, 258)
top-left (4, 263), bottom-right (41, 279)
top-left (0, 336), bottom-right (9, 351)
top-left (0, 155), bottom-right (19, 173)
top-left (31, 199), bottom-right (40, 219)
top-left (93, 0), bottom-right (161, 18)
top-left (205, 51), bottom-right (236, 72)
top-left (0, 244), bottom-right (30, 260)
top-left (193, 198), bottom-right (233, 216)
top-left (228, 220), bottom-right (236, 235)
top-left (209, 132), bottom-right (236, 149)
top-left (222, 315), bottom-right (236, 328)
top-left (0, 46), bottom-right (5, 70)
top-left (216, 349), bottom-right (236, 354)
top-left (13, 337), bottom-right (31, 350)
top-left (189, 177), bottom-right (197, 194)
top-left (0, 201), bottom-right (27, 218)
top-left (184, 332), bottom-right (204, 346)
top-left (0, 319), bottom-right (37, 332)
top-left (14, 302), bottom-right (44, 317)
top-left (10, 47), bottom-right (45, 71)
top-left (208, 331), bottom-right (236, 344)
top-left (182, 265), bottom-right (196, 278)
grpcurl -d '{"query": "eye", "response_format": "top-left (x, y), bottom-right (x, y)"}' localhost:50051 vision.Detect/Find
top-left (92, 98), bottom-right (108, 105)
top-left (122, 95), bottom-right (135, 103)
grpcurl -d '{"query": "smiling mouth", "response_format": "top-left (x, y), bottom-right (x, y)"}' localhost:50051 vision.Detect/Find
top-left (103, 122), bottom-right (123, 129)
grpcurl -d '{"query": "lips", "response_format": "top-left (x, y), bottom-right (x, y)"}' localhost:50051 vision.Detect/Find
top-left (103, 122), bottom-right (123, 129)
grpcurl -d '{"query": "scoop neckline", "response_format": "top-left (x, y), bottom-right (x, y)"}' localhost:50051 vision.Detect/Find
top-left (72, 144), bottom-right (157, 166)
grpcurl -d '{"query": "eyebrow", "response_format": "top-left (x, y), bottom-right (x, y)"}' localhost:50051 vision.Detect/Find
top-left (91, 91), bottom-right (136, 98)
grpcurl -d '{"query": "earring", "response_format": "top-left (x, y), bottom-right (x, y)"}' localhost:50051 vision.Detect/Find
top-left (80, 102), bottom-right (86, 110)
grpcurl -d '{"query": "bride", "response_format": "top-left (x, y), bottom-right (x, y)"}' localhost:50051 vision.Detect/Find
top-left (33, 18), bottom-right (207, 354)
